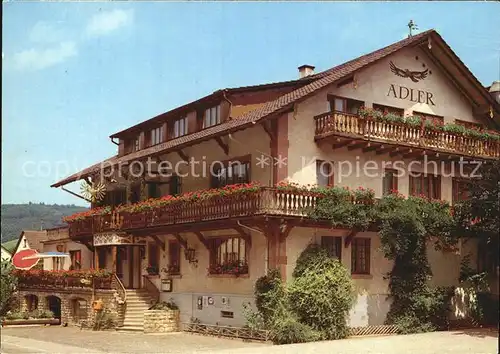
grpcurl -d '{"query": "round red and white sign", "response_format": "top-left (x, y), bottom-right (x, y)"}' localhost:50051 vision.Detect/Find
top-left (12, 249), bottom-right (40, 270)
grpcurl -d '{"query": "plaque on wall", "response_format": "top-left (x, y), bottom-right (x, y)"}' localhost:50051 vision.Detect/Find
top-left (161, 278), bottom-right (172, 292)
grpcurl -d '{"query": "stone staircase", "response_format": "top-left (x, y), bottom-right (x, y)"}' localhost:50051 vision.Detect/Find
top-left (119, 289), bottom-right (154, 332)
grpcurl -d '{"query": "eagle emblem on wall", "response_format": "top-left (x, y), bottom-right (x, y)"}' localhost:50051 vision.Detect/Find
top-left (389, 61), bottom-right (429, 83)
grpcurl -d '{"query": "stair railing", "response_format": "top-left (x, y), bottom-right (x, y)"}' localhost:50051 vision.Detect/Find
top-left (142, 275), bottom-right (160, 306)
top-left (112, 273), bottom-right (127, 304)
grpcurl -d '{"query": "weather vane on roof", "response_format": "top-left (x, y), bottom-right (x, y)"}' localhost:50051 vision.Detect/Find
top-left (408, 20), bottom-right (418, 38)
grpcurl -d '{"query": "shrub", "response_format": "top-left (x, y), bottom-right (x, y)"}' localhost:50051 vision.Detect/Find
top-left (40, 310), bottom-right (55, 319)
top-left (92, 309), bottom-right (117, 330)
top-left (270, 316), bottom-right (322, 345)
top-left (150, 300), bottom-right (178, 311)
top-left (288, 244), bottom-right (355, 340)
top-left (254, 268), bottom-right (286, 326)
top-left (5, 311), bottom-right (23, 320)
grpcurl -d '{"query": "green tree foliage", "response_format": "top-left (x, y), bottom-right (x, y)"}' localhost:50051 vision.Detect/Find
top-left (288, 245), bottom-right (355, 339)
top-left (250, 245), bottom-right (355, 344)
top-left (310, 190), bottom-right (456, 334)
top-left (454, 160), bottom-right (500, 274)
top-left (1, 261), bottom-right (18, 316)
top-left (1, 203), bottom-right (88, 248)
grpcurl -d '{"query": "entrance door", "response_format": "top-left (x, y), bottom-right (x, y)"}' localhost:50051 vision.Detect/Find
top-left (116, 246), bottom-right (126, 285)
top-left (126, 246), bottom-right (143, 289)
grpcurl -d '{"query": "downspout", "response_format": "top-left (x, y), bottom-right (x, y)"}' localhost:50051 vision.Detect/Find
top-left (110, 137), bottom-right (119, 146)
top-left (237, 221), bottom-right (269, 273)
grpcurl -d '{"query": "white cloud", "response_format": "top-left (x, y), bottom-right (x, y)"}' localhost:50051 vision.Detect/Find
top-left (29, 22), bottom-right (65, 44)
top-left (13, 41), bottom-right (77, 71)
top-left (85, 9), bottom-right (134, 37)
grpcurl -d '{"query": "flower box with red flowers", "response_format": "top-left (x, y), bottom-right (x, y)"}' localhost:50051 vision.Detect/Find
top-left (207, 261), bottom-right (249, 277)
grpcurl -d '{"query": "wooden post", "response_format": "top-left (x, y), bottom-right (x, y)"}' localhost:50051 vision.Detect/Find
top-left (112, 246), bottom-right (117, 274)
top-left (94, 249), bottom-right (100, 270)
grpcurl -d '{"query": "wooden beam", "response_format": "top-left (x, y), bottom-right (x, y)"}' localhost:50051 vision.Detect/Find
top-left (390, 147), bottom-right (411, 157)
top-left (347, 141), bottom-right (368, 151)
top-left (151, 235), bottom-right (165, 251)
top-left (84, 177), bottom-right (92, 186)
top-left (362, 143), bottom-right (382, 153)
top-left (177, 150), bottom-right (189, 162)
top-left (344, 229), bottom-right (359, 248)
top-left (193, 231), bottom-right (209, 250)
top-left (215, 137), bottom-right (229, 155)
top-left (279, 223), bottom-right (294, 242)
top-left (61, 187), bottom-right (91, 202)
top-left (233, 226), bottom-right (252, 248)
top-left (171, 233), bottom-right (188, 249)
top-left (332, 140), bottom-right (353, 150)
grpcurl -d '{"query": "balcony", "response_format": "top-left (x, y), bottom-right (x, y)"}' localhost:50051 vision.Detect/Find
top-left (15, 270), bottom-right (114, 291)
top-left (314, 111), bottom-right (500, 159)
top-left (67, 186), bottom-right (319, 238)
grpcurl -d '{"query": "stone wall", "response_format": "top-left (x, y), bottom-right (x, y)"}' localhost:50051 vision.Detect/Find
top-left (144, 310), bottom-right (180, 333)
top-left (17, 288), bottom-right (121, 327)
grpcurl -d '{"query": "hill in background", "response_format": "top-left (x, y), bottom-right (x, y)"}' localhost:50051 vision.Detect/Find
top-left (1, 203), bottom-right (88, 251)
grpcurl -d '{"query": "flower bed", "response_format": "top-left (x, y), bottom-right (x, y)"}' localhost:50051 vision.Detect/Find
top-left (1, 310), bottom-right (59, 326)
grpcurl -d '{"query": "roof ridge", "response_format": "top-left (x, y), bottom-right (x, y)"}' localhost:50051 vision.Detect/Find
top-left (311, 29), bottom-right (435, 79)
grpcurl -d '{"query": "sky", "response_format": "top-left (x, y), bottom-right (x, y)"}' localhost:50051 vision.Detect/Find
top-left (2, 2), bottom-right (499, 207)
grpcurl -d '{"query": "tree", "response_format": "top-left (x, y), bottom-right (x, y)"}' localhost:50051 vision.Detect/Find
top-left (1, 261), bottom-right (18, 316)
top-left (454, 160), bottom-right (500, 275)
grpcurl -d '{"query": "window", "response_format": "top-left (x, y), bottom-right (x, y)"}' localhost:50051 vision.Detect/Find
top-left (452, 178), bottom-right (471, 204)
top-left (382, 168), bottom-right (398, 195)
top-left (168, 240), bottom-right (181, 275)
top-left (455, 119), bottom-right (483, 130)
top-left (209, 237), bottom-right (248, 275)
top-left (316, 160), bottom-right (334, 187)
top-left (351, 238), bottom-right (370, 274)
top-left (329, 96), bottom-right (363, 115)
top-left (211, 159), bottom-right (250, 188)
top-left (148, 243), bottom-right (160, 275)
top-left (173, 117), bottom-right (188, 138)
top-left (373, 104), bottom-right (404, 116)
top-left (70, 250), bottom-right (82, 270)
top-left (150, 127), bottom-right (164, 146)
top-left (133, 138), bottom-right (140, 152)
top-left (203, 105), bottom-right (221, 128)
top-left (130, 184), bottom-right (141, 203)
top-left (169, 175), bottom-right (182, 195)
top-left (409, 174), bottom-right (441, 199)
top-left (321, 236), bottom-right (342, 260)
top-left (148, 183), bottom-right (162, 199)
top-left (413, 111), bottom-right (444, 126)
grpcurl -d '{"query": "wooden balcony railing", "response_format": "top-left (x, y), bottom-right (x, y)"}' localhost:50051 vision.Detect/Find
top-left (314, 111), bottom-right (500, 158)
top-left (69, 187), bottom-right (319, 238)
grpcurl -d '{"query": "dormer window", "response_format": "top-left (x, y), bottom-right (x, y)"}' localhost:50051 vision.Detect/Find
top-left (203, 105), bottom-right (221, 128)
top-left (173, 117), bottom-right (188, 138)
top-left (150, 127), bottom-right (164, 146)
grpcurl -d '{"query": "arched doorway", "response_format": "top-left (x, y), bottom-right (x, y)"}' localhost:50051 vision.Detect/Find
top-left (24, 294), bottom-right (39, 312)
top-left (46, 296), bottom-right (62, 321)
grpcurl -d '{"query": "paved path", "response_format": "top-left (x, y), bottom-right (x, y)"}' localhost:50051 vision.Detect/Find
top-left (1, 326), bottom-right (263, 353)
top-left (1, 326), bottom-right (497, 354)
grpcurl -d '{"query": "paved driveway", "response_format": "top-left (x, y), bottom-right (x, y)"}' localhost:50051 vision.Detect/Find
top-left (1, 326), bottom-right (497, 354)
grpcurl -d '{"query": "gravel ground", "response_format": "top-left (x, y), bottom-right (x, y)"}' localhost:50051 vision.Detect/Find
top-left (1, 326), bottom-right (497, 354)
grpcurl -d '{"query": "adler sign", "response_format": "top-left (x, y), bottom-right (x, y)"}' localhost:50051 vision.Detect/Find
top-left (387, 84), bottom-right (436, 106)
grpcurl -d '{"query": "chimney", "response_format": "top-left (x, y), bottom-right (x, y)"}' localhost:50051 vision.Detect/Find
top-left (298, 64), bottom-right (315, 78)
top-left (489, 81), bottom-right (500, 104)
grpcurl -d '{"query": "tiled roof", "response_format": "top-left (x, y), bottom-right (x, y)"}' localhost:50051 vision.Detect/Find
top-left (14, 230), bottom-right (47, 254)
top-left (52, 30), bottom-right (434, 188)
